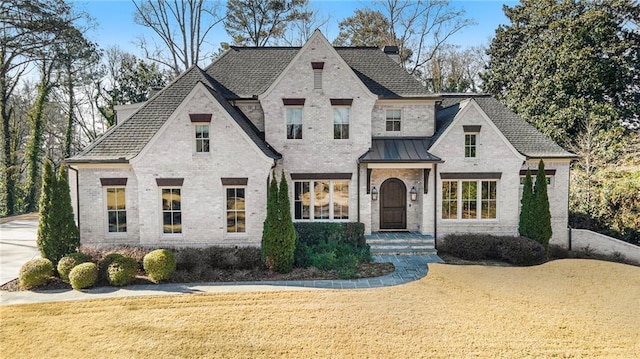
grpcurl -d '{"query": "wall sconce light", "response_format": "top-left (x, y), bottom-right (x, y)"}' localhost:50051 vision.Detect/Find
top-left (371, 186), bottom-right (378, 201)
top-left (410, 186), bottom-right (417, 201)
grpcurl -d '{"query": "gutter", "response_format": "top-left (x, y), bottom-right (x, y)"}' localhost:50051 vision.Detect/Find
top-left (357, 162), bottom-right (360, 223)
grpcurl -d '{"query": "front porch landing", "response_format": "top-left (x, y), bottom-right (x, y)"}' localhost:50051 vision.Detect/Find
top-left (366, 232), bottom-right (436, 255)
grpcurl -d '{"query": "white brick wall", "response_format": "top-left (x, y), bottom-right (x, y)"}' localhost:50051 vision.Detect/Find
top-left (372, 102), bottom-right (436, 137)
top-left (74, 85), bottom-right (275, 247)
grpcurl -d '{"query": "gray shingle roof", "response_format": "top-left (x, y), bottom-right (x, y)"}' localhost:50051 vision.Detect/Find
top-left (205, 47), bottom-right (430, 99)
top-left (67, 66), bottom-right (280, 163)
top-left (360, 138), bottom-right (442, 163)
top-left (433, 95), bottom-right (577, 159)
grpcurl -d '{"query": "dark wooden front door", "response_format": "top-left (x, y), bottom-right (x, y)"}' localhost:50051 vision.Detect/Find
top-left (380, 178), bottom-right (406, 229)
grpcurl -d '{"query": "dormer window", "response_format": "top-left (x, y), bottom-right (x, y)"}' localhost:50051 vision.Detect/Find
top-left (311, 62), bottom-right (324, 90)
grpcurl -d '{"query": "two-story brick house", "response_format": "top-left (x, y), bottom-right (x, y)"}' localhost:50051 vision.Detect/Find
top-left (66, 31), bottom-right (576, 250)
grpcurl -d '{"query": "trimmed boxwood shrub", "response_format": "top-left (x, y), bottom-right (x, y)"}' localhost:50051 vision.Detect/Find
top-left (438, 234), bottom-right (546, 265)
top-left (98, 253), bottom-right (125, 281)
top-left (69, 262), bottom-right (98, 290)
top-left (19, 258), bottom-right (54, 289)
top-left (107, 255), bottom-right (138, 287)
top-left (143, 249), bottom-right (176, 282)
top-left (57, 252), bottom-right (90, 283)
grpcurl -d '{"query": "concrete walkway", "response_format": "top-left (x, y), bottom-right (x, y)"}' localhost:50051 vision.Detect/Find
top-left (0, 220), bottom-right (40, 285)
top-left (0, 254), bottom-right (443, 306)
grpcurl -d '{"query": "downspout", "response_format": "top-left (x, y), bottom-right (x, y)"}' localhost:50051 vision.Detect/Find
top-left (68, 165), bottom-right (80, 234)
top-left (357, 162), bottom-right (361, 223)
top-left (567, 163), bottom-right (572, 251)
top-left (433, 162), bottom-right (438, 249)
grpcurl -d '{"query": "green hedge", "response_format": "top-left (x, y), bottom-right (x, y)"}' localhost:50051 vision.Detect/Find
top-left (57, 252), bottom-right (90, 283)
top-left (69, 262), bottom-right (98, 290)
top-left (143, 249), bottom-right (176, 282)
top-left (107, 255), bottom-right (138, 287)
top-left (294, 222), bottom-right (370, 278)
top-left (438, 234), bottom-right (546, 265)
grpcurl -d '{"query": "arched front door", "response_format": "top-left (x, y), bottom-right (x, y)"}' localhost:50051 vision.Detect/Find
top-left (380, 178), bottom-right (406, 229)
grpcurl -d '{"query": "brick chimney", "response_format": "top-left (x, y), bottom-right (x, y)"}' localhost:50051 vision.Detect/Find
top-left (383, 45), bottom-right (400, 64)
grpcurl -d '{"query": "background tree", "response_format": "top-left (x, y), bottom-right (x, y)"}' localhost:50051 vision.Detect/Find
top-left (95, 48), bottom-right (167, 127)
top-left (518, 169), bottom-right (534, 239)
top-left (482, 0), bottom-right (640, 145)
top-left (282, 3), bottom-right (330, 46)
top-left (424, 44), bottom-right (486, 93)
top-left (332, 0), bottom-right (472, 79)
top-left (133, 0), bottom-right (223, 77)
top-left (0, 0), bottom-right (78, 216)
top-left (532, 160), bottom-right (552, 250)
top-left (224, 0), bottom-right (312, 46)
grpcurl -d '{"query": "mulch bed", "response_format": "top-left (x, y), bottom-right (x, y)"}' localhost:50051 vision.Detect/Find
top-left (0, 261), bottom-right (395, 292)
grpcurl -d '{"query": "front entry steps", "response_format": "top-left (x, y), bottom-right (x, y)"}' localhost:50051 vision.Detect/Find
top-left (366, 232), bottom-right (436, 255)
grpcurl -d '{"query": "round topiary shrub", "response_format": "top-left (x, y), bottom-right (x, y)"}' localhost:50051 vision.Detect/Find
top-left (19, 258), bottom-right (54, 289)
top-left (143, 249), bottom-right (176, 282)
top-left (98, 253), bottom-right (125, 281)
top-left (68, 262), bottom-right (98, 290)
top-left (57, 252), bottom-right (90, 283)
top-left (107, 256), bottom-right (138, 287)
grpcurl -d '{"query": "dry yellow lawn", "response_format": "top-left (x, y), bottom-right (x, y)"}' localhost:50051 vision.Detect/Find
top-left (1, 259), bottom-right (638, 358)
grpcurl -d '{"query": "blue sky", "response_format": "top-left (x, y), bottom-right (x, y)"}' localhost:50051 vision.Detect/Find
top-left (74, 0), bottom-right (517, 57)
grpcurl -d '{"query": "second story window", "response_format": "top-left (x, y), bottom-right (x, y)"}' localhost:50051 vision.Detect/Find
top-left (465, 134), bottom-right (476, 158)
top-left (195, 124), bottom-right (210, 152)
top-left (386, 109), bottom-right (401, 131)
top-left (287, 107), bottom-right (303, 139)
top-left (333, 108), bottom-right (350, 139)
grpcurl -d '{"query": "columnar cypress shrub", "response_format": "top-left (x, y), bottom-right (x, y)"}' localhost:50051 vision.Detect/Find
top-left (261, 173), bottom-right (279, 265)
top-left (519, 169), bottom-right (534, 238)
top-left (37, 157), bottom-right (56, 262)
top-left (532, 160), bottom-right (552, 250)
top-left (274, 171), bottom-right (296, 273)
top-left (37, 160), bottom-right (80, 264)
top-left (53, 164), bottom-right (80, 256)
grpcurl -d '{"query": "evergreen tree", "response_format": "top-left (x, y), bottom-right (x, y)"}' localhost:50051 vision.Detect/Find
top-left (532, 160), bottom-right (552, 250)
top-left (519, 169), bottom-right (534, 238)
top-left (275, 171), bottom-right (296, 273)
top-left (54, 164), bottom-right (79, 255)
top-left (37, 158), bottom-right (55, 262)
top-left (261, 172), bottom-right (279, 265)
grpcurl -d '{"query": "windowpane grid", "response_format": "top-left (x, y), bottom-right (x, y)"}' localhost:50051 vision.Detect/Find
top-left (226, 188), bottom-right (246, 233)
top-left (333, 108), bottom-right (349, 139)
top-left (465, 134), bottom-right (476, 158)
top-left (461, 181), bottom-right (477, 219)
top-left (162, 188), bottom-right (181, 233)
top-left (386, 109), bottom-right (401, 131)
top-left (195, 125), bottom-right (210, 152)
top-left (442, 180), bottom-right (497, 220)
top-left (107, 188), bottom-right (127, 233)
top-left (294, 180), bottom-right (349, 221)
top-left (287, 108), bottom-right (302, 139)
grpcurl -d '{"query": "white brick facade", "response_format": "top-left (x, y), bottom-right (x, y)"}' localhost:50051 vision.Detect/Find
top-left (69, 31), bottom-right (574, 249)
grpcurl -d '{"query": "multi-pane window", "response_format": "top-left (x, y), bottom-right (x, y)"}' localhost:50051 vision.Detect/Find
top-left (386, 109), bottom-right (401, 131)
top-left (195, 125), bottom-right (210, 152)
top-left (294, 180), bottom-right (349, 221)
top-left (333, 107), bottom-right (349, 139)
top-left (442, 180), bottom-right (497, 220)
top-left (441, 181), bottom-right (458, 219)
top-left (226, 188), bottom-right (245, 233)
top-left (465, 134), bottom-right (476, 158)
top-left (106, 188), bottom-right (126, 233)
top-left (287, 107), bottom-right (303, 139)
top-left (162, 188), bottom-right (182, 234)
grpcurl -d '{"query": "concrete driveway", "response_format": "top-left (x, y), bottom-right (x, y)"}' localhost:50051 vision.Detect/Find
top-left (0, 219), bottom-right (40, 285)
